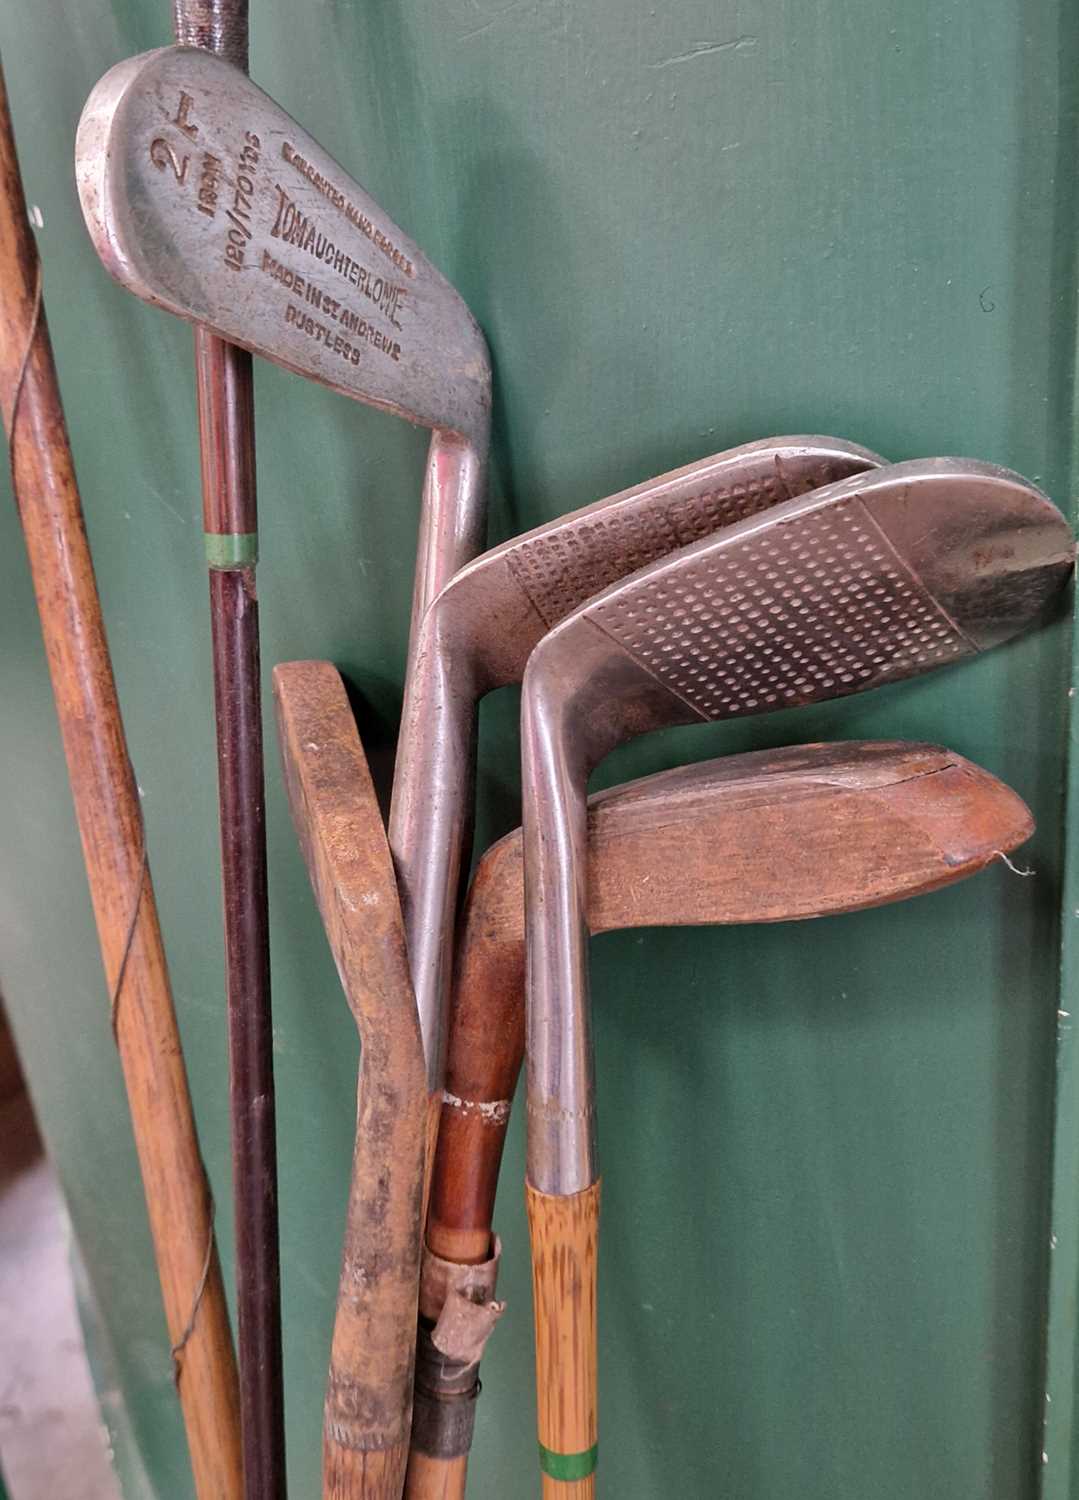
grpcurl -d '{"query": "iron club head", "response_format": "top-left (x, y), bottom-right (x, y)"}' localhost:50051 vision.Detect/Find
top-left (520, 456), bottom-right (1073, 1195)
top-left (388, 435), bottom-right (885, 1089)
top-left (517, 455), bottom-right (1070, 1492)
top-left (75, 44), bottom-right (491, 622)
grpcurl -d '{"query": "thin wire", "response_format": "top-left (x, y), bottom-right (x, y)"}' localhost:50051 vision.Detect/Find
top-left (172, 1193), bottom-right (217, 1384)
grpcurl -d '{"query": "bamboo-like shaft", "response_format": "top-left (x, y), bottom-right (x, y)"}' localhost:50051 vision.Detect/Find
top-left (527, 1182), bottom-right (600, 1499)
top-left (0, 58), bottom-right (242, 1500)
top-left (171, 5), bottom-right (286, 1495)
top-left (413, 742), bottom-right (1038, 1493)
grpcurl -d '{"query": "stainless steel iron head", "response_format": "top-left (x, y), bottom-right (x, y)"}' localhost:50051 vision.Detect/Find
top-left (388, 435), bottom-right (886, 1089)
top-left (75, 44), bottom-right (490, 621)
top-left (521, 455), bottom-right (1073, 1194)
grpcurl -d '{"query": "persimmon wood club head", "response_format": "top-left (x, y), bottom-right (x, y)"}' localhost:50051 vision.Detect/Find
top-left (437, 736), bottom-right (1038, 1251)
top-left (75, 44), bottom-right (490, 627)
top-left (409, 739), bottom-right (1035, 1491)
top-left (518, 456), bottom-right (1073, 1493)
top-left (389, 435), bottom-right (884, 1094)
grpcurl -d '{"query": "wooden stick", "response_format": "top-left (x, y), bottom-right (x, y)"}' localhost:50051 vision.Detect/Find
top-left (0, 57), bottom-right (242, 1500)
top-left (409, 740), bottom-right (1034, 1494)
top-left (169, 6), bottom-right (286, 1494)
top-left (273, 662), bottom-right (428, 1500)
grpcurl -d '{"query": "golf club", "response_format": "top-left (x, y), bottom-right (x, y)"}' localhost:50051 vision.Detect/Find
top-left (411, 739), bottom-right (1035, 1497)
top-left (165, 4), bottom-right (284, 1492)
top-left (519, 457), bottom-right (1073, 1493)
top-left (391, 436), bottom-right (884, 1086)
top-left (75, 43), bottom-right (491, 635)
top-left (273, 661), bottom-right (425, 1500)
top-left (0, 54), bottom-right (242, 1500)
top-left (76, 41), bottom-right (490, 1495)
top-left (390, 433), bottom-right (886, 1474)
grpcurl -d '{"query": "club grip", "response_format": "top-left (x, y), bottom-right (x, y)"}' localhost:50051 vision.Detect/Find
top-left (526, 1180), bottom-right (601, 1497)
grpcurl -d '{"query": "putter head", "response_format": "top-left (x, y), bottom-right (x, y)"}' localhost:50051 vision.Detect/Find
top-left (272, 660), bottom-right (415, 1034)
top-left (523, 457), bottom-right (1075, 767)
top-left (75, 46), bottom-right (490, 444)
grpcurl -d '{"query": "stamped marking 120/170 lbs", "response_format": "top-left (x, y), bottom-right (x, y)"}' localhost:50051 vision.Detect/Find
top-left (76, 45), bottom-right (491, 441)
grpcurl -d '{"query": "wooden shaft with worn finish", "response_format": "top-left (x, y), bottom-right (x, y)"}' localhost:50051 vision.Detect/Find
top-left (171, 4), bottom-right (286, 1494)
top-left (273, 662), bottom-right (429, 1499)
top-left (0, 57), bottom-right (241, 1500)
top-left (411, 741), bottom-right (1035, 1495)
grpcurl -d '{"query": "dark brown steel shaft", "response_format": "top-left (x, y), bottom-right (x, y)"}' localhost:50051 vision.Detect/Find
top-left (173, 4), bottom-right (286, 1496)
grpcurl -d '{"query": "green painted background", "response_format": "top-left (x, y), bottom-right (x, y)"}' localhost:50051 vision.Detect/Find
top-left (1, 2), bottom-right (1076, 1496)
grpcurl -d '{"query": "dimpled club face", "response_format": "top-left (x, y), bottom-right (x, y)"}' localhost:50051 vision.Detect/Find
top-left (591, 497), bottom-right (970, 717)
top-left (498, 439), bottom-right (883, 633)
top-left (579, 460), bottom-right (1074, 723)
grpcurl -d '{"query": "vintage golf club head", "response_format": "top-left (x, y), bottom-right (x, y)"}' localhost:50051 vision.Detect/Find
top-left (273, 661), bottom-right (427, 1495)
top-left (76, 44), bottom-right (490, 625)
top-left (396, 432), bottom-right (886, 1493)
top-left (407, 740), bottom-right (1033, 1492)
top-left (519, 456), bottom-right (1072, 1494)
top-left (390, 434), bottom-right (885, 1097)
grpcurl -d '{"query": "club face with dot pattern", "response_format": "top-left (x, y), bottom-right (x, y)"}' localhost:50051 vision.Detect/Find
top-left (521, 455), bottom-right (1073, 1195)
top-left (518, 455), bottom-right (1071, 1494)
top-left (388, 435), bottom-right (885, 1091)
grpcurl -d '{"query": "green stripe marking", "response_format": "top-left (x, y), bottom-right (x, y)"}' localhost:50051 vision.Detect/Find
top-left (204, 531), bottom-right (258, 569)
top-left (538, 1443), bottom-right (597, 1481)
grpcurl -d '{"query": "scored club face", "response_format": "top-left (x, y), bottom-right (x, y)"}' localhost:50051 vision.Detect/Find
top-left (522, 456), bottom-right (1074, 1192)
top-left (418, 435), bottom-right (887, 690)
top-left (75, 46), bottom-right (490, 445)
top-left (525, 457), bottom-right (1076, 786)
top-left (389, 434), bottom-right (886, 1088)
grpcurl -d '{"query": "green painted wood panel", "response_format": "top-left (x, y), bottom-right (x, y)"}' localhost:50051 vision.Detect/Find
top-left (0, 2), bottom-right (1075, 1496)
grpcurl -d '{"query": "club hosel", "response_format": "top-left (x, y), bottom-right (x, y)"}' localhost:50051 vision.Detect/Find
top-left (171, 6), bottom-right (249, 67)
top-left (521, 622), bottom-right (685, 1196)
top-left (391, 615), bottom-right (482, 1091)
top-left (413, 316), bottom-right (490, 615)
top-left (409, 419), bottom-right (490, 645)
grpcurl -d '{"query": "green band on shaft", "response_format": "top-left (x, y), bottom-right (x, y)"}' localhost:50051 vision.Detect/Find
top-left (539, 1443), bottom-right (598, 1481)
top-left (204, 531), bottom-right (258, 569)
